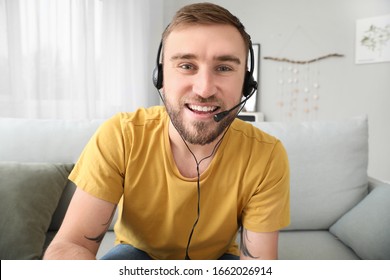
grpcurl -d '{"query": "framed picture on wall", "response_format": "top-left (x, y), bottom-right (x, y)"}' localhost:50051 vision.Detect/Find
top-left (355, 14), bottom-right (390, 64)
top-left (244, 43), bottom-right (260, 112)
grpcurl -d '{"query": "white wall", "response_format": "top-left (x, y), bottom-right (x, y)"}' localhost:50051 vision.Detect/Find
top-left (163, 0), bottom-right (390, 182)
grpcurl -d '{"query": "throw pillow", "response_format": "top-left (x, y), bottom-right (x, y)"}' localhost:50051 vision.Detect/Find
top-left (329, 185), bottom-right (390, 259)
top-left (0, 162), bottom-right (73, 259)
top-left (253, 116), bottom-right (369, 229)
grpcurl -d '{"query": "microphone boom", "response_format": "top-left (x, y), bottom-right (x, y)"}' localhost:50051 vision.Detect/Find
top-left (213, 89), bottom-right (255, 122)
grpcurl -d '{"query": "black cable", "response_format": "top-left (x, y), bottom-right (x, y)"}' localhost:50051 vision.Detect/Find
top-left (184, 164), bottom-right (201, 260)
top-left (181, 131), bottom-right (224, 260)
top-left (181, 117), bottom-right (236, 260)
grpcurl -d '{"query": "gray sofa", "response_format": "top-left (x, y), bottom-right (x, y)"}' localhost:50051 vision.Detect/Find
top-left (0, 115), bottom-right (389, 260)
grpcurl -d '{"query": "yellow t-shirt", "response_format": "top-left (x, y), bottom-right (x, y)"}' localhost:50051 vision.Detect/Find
top-left (69, 106), bottom-right (290, 260)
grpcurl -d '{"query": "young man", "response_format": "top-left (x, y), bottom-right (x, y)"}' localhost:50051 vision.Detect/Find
top-left (44, 2), bottom-right (290, 260)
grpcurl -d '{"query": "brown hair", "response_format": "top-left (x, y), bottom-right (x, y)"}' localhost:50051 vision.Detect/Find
top-left (162, 2), bottom-right (252, 52)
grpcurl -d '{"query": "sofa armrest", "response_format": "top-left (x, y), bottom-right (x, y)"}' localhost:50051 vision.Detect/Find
top-left (329, 183), bottom-right (390, 259)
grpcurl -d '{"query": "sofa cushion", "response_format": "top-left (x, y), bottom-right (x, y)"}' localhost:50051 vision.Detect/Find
top-left (253, 116), bottom-right (368, 229)
top-left (0, 162), bottom-right (73, 259)
top-left (278, 231), bottom-right (359, 260)
top-left (330, 185), bottom-right (390, 259)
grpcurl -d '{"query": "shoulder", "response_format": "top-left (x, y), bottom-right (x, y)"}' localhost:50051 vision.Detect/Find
top-left (230, 119), bottom-right (280, 146)
top-left (100, 106), bottom-right (167, 131)
top-left (228, 119), bottom-right (288, 164)
top-left (112, 106), bottom-right (167, 125)
top-left (88, 106), bottom-right (167, 144)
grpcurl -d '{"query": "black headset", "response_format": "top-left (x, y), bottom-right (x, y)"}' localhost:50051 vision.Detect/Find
top-left (152, 40), bottom-right (258, 98)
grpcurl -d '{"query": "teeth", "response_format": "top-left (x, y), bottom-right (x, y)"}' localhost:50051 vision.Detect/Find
top-left (188, 105), bottom-right (216, 112)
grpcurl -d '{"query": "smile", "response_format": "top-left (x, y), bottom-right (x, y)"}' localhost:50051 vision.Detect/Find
top-left (187, 104), bottom-right (219, 113)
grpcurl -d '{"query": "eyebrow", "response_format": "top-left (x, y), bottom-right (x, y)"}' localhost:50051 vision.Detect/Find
top-left (170, 53), bottom-right (197, 61)
top-left (217, 55), bottom-right (241, 65)
top-left (170, 53), bottom-right (241, 65)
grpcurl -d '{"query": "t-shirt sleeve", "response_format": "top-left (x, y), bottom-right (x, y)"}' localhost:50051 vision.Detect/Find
top-left (69, 114), bottom-right (126, 204)
top-left (242, 140), bottom-right (291, 232)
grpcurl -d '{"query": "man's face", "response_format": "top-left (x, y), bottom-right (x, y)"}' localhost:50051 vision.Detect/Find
top-left (162, 24), bottom-right (247, 145)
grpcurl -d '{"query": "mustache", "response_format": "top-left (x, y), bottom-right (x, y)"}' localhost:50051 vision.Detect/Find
top-left (162, 92), bottom-right (218, 102)
top-left (182, 96), bottom-right (221, 104)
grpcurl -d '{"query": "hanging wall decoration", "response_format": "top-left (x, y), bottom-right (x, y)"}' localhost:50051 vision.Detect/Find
top-left (264, 53), bottom-right (343, 121)
top-left (264, 26), bottom-right (344, 121)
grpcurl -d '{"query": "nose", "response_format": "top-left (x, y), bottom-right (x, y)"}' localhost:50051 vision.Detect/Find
top-left (192, 69), bottom-right (216, 98)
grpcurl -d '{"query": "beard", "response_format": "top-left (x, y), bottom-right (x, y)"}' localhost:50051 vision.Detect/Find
top-left (163, 94), bottom-right (237, 146)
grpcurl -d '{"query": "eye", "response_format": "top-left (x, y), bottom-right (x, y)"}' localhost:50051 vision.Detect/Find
top-left (179, 63), bottom-right (196, 70)
top-left (216, 65), bottom-right (233, 72)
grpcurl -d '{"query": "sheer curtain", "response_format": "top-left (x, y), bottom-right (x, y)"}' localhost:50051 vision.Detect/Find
top-left (0, 0), bottom-right (162, 119)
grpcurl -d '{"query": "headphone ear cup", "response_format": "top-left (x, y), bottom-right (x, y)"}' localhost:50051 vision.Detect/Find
top-left (153, 64), bottom-right (163, 90)
top-left (243, 71), bottom-right (256, 97)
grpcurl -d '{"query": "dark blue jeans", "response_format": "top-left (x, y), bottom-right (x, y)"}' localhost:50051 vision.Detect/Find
top-left (100, 244), bottom-right (239, 260)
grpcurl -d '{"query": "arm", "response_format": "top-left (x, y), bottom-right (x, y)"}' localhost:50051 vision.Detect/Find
top-left (43, 188), bottom-right (116, 260)
top-left (240, 228), bottom-right (279, 260)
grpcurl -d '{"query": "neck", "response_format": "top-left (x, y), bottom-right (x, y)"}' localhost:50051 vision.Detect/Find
top-left (168, 121), bottom-right (224, 178)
